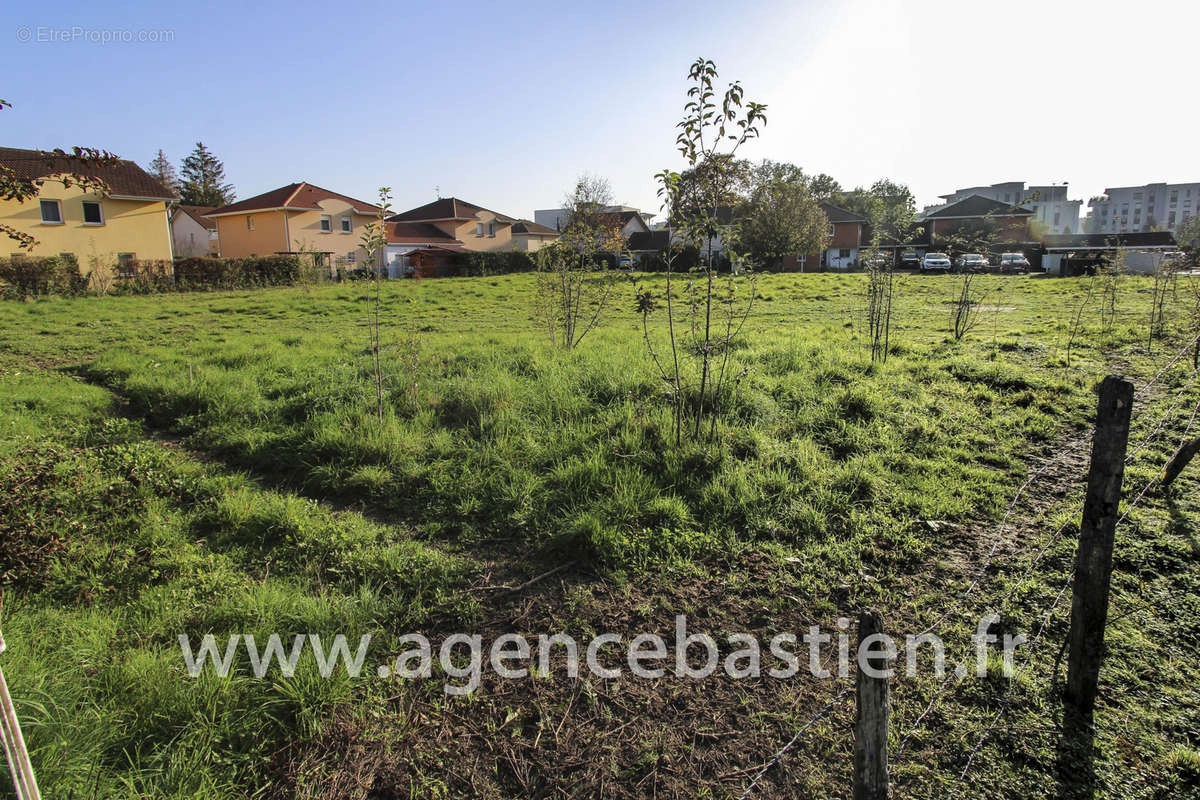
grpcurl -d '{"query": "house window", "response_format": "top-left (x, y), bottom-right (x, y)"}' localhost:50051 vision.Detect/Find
top-left (487, 222), bottom-right (495, 237)
top-left (82, 201), bottom-right (103, 225)
top-left (40, 200), bottom-right (62, 224)
top-left (839, 248), bottom-right (851, 258)
top-left (116, 253), bottom-right (136, 277)
top-left (475, 223), bottom-right (484, 237)
top-left (346, 252), bottom-right (355, 264)
top-left (320, 215), bottom-right (331, 233)
top-left (1169, 212), bottom-right (1177, 226)
top-left (827, 223), bottom-right (836, 238)
top-left (341, 217), bottom-right (351, 233)
top-left (246, 216), bottom-right (255, 231)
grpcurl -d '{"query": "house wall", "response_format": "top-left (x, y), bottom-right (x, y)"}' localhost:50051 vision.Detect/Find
top-left (288, 198), bottom-right (373, 263)
top-left (512, 235), bottom-right (553, 252)
top-left (214, 211), bottom-right (289, 257)
top-left (1, 182), bottom-right (172, 265)
top-left (172, 213), bottom-right (218, 257)
top-left (451, 212), bottom-right (514, 251)
top-left (829, 222), bottom-right (861, 248)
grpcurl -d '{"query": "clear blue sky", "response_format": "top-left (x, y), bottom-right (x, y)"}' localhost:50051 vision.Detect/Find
top-left (4, 0), bottom-right (1195, 218)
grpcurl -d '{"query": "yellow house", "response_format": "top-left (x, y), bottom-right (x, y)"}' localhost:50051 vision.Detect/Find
top-left (205, 182), bottom-right (382, 266)
top-left (0, 146), bottom-right (174, 266)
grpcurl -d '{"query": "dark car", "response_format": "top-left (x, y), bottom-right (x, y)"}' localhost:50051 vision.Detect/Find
top-left (999, 253), bottom-right (1030, 274)
top-left (900, 250), bottom-right (921, 269)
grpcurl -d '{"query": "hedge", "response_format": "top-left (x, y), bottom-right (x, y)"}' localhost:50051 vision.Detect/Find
top-left (0, 254), bottom-right (329, 299)
top-left (0, 255), bottom-right (89, 298)
top-left (173, 255), bottom-right (326, 290)
top-left (453, 251), bottom-right (538, 277)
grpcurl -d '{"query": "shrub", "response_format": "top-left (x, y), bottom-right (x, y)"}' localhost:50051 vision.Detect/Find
top-left (454, 251), bottom-right (537, 277)
top-left (107, 259), bottom-right (175, 295)
top-left (174, 255), bottom-right (321, 290)
top-left (0, 254), bottom-right (88, 297)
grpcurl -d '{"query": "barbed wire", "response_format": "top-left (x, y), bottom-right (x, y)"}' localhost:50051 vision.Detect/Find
top-left (948, 431), bottom-right (1174, 793)
top-left (1134, 329), bottom-right (1200, 399)
top-left (911, 429), bottom-right (1093, 641)
top-left (950, 569), bottom-right (1075, 792)
top-left (736, 682), bottom-right (853, 800)
top-left (898, 375), bottom-right (1195, 768)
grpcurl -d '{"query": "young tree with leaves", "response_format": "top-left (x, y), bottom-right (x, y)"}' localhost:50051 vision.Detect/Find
top-left (180, 142), bottom-right (235, 206)
top-left (533, 175), bottom-right (622, 350)
top-left (147, 149), bottom-right (180, 198)
top-left (631, 58), bottom-right (765, 444)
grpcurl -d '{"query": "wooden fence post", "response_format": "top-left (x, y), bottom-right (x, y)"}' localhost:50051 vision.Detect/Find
top-left (1064, 375), bottom-right (1134, 729)
top-left (854, 608), bottom-right (890, 800)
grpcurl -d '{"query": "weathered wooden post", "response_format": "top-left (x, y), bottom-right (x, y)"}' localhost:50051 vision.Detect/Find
top-left (1160, 435), bottom-right (1200, 488)
top-left (854, 608), bottom-right (890, 800)
top-left (1064, 375), bottom-right (1134, 729)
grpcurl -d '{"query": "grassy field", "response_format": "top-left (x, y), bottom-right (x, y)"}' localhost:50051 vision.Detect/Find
top-left (1, 271), bottom-right (1198, 799)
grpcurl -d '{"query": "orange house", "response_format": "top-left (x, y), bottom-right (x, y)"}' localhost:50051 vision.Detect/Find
top-left (387, 197), bottom-right (558, 253)
top-left (205, 182), bottom-right (381, 265)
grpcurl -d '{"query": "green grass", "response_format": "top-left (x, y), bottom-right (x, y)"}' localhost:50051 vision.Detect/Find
top-left (0, 271), bottom-right (1198, 798)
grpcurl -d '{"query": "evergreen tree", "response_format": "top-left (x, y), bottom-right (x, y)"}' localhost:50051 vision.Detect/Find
top-left (179, 142), bottom-right (235, 206)
top-left (147, 149), bottom-right (181, 198)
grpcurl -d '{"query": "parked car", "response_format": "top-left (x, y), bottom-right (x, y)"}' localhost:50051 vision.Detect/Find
top-left (861, 252), bottom-right (891, 270)
top-left (921, 252), bottom-right (952, 273)
top-left (900, 250), bottom-right (921, 268)
top-left (956, 253), bottom-right (988, 272)
top-left (999, 252), bottom-right (1030, 274)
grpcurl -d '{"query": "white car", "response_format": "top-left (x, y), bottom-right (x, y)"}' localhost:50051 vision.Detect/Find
top-left (921, 252), bottom-right (952, 272)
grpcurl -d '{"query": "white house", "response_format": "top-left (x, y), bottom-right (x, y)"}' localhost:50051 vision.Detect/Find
top-left (170, 204), bottom-right (220, 257)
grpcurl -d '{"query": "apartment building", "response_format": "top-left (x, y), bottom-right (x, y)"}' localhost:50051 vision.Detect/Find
top-left (1084, 182), bottom-right (1200, 235)
top-left (923, 181), bottom-right (1081, 234)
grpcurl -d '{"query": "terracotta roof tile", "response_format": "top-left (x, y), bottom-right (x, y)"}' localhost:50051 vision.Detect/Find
top-left (0, 146), bottom-right (175, 200)
top-left (208, 181), bottom-right (379, 216)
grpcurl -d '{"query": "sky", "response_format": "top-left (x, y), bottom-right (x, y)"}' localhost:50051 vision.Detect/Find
top-left (3, 0), bottom-right (1196, 219)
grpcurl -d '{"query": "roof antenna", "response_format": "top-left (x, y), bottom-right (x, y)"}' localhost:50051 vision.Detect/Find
top-left (435, 185), bottom-right (441, 198)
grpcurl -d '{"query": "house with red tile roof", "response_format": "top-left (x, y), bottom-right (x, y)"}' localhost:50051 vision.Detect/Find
top-left (382, 197), bottom-right (558, 275)
top-left (204, 181), bottom-right (381, 265)
top-left (0, 146), bottom-right (175, 264)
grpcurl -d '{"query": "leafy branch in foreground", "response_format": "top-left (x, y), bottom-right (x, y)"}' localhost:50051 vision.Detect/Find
top-left (1, 99), bottom-right (119, 249)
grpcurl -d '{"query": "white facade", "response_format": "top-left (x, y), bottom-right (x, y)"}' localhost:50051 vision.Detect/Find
top-left (924, 181), bottom-right (1081, 234)
top-left (170, 210), bottom-right (219, 257)
top-left (1085, 182), bottom-right (1200, 235)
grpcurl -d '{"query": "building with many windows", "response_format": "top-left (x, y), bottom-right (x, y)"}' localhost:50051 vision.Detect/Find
top-left (1084, 182), bottom-right (1200, 235)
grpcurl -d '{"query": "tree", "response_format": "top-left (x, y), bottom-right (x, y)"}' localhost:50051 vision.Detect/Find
top-left (631, 57), bottom-right (766, 444)
top-left (836, 179), bottom-right (918, 246)
top-left (669, 154), bottom-right (747, 222)
top-left (147, 149), bottom-right (180, 199)
top-left (179, 142), bottom-right (235, 206)
top-left (532, 175), bottom-right (621, 350)
top-left (0, 98), bottom-right (118, 249)
top-left (1178, 215), bottom-right (1200, 267)
top-left (806, 173), bottom-right (842, 202)
top-left (737, 177), bottom-right (826, 270)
